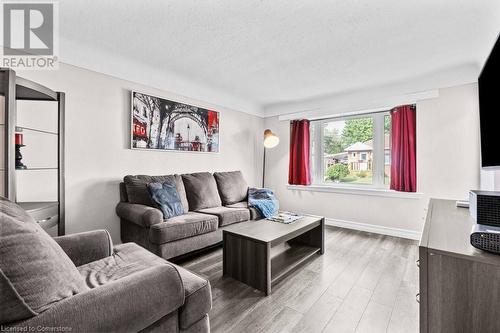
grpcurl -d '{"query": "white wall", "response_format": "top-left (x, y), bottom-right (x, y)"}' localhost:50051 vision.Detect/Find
top-left (264, 83), bottom-right (480, 236)
top-left (417, 84), bottom-right (480, 199)
top-left (16, 63), bottom-right (264, 243)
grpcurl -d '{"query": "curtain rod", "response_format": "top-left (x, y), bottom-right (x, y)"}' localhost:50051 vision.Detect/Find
top-left (308, 108), bottom-right (390, 122)
top-left (293, 103), bottom-right (416, 122)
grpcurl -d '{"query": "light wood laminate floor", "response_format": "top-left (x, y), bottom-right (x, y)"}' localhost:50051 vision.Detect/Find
top-left (180, 226), bottom-right (419, 333)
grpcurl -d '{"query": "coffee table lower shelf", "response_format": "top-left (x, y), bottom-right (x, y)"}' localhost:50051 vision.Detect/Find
top-left (271, 245), bottom-right (320, 284)
top-left (223, 216), bottom-right (324, 295)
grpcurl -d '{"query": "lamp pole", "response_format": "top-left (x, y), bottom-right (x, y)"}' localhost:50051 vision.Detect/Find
top-left (262, 129), bottom-right (279, 188)
top-left (262, 147), bottom-right (266, 188)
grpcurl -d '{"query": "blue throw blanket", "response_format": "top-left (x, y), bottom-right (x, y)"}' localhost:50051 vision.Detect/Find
top-left (248, 187), bottom-right (279, 218)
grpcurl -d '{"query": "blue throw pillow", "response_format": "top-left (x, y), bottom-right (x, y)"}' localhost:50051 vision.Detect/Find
top-left (147, 181), bottom-right (184, 219)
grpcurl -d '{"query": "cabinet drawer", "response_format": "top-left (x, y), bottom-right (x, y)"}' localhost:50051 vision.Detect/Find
top-left (37, 214), bottom-right (58, 230)
top-left (29, 205), bottom-right (58, 222)
top-left (18, 202), bottom-right (58, 224)
top-left (18, 201), bottom-right (57, 218)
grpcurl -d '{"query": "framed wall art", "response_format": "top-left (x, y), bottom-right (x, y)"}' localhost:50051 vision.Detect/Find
top-left (131, 91), bottom-right (220, 152)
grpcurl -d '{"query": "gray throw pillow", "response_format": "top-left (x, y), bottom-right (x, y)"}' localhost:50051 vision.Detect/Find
top-left (147, 181), bottom-right (185, 219)
top-left (0, 197), bottom-right (89, 323)
top-left (181, 172), bottom-right (222, 210)
top-left (213, 171), bottom-right (249, 205)
top-left (124, 174), bottom-right (189, 213)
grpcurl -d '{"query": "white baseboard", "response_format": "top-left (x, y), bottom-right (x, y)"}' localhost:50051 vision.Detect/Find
top-left (325, 218), bottom-right (421, 240)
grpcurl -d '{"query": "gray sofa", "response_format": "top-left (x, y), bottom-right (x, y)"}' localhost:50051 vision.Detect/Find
top-left (0, 196), bottom-right (211, 333)
top-left (117, 171), bottom-right (259, 260)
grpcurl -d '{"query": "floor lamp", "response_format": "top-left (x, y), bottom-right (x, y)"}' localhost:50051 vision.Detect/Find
top-left (262, 129), bottom-right (279, 187)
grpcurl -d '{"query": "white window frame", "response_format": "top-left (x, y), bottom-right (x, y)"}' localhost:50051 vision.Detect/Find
top-left (310, 111), bottom-right (390, 189)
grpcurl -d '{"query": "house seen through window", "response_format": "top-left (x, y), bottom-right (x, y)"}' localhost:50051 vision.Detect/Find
top-left (310, 112), bottom-right (391, 187)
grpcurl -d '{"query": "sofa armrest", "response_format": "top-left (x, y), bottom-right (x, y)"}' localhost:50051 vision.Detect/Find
top-left (116, 202), bottom-right (163, 227)
top-left (53, 230), bottom-right (113, 267)
top-left (13, 264), bottom-right (185, 333)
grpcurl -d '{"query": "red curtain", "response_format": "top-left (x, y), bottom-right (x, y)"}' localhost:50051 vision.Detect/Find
top-left (390, 105), bottom-right (416, 192)
top-left (289, 119), bottom-right (311, 185)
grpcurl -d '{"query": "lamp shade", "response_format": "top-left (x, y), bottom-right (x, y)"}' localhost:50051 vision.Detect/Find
top-left (263, 129), bottom-right (279, 148)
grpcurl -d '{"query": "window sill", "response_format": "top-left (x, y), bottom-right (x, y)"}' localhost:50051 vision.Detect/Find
top-left (287, 184), bottom-right (423, 199)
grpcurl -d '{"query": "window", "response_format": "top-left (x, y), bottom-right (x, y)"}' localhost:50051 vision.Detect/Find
top-left (310, 112), bottom-right (391, 188)
top-left (384, 114), bottom-right (391, 185)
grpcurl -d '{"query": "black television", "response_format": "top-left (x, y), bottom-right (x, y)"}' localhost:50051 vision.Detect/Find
top-left (479, 34), bottom-right (500, 168)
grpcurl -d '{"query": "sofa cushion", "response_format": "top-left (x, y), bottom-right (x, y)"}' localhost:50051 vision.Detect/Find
top-left (77, 243), bottom-right (185, 318)
top-left (124, 174), bottom-right (189, 213)
top-left (78, 243), bottom-right (179, 287)
top-left (147, 181), bottom-right (184, 219)
top-left (172, 264), bottom-right (212, 330)
top-left (150, 229), bottom-right (223, 260)
top-left (149, 212), bottom-right (219, 244)
top-left (197, 206), bottom-right (250, 227)
top-left (77, 242), bottom-right (209, 330)
top-left (213, 171), bottom-right (248, 205)
top-left (226, 201), bottom-right (261, 220)
top-left (0, 197), bottom-right (89, 323)
top-left (181, 172), bottom-right (222, 210)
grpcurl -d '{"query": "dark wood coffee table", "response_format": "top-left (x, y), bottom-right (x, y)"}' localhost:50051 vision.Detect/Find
top-left (222, 215), bottom-right (324, 295)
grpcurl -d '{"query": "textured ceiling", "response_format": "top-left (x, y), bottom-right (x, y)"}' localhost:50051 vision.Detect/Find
top-left (58, 0), bottom-right (500, 110)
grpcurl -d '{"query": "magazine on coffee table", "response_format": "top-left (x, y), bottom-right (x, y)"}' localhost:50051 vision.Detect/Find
top-left (267, 211), bottom-right (302, 224)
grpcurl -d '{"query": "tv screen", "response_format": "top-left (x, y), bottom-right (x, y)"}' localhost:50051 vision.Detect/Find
top-left (479, 34), bottom-right (500, 168)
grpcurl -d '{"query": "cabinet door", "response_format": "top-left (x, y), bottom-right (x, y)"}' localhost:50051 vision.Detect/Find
top-left (418, 246), bottom-right (428, 333)
top-left (427, 252), bottom-right (500, 333)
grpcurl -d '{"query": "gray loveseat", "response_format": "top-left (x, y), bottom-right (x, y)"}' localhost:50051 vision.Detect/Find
top-left (116, 171), bottom-right (259, 260)
top-left (0, 196), bottom-right (211, 333)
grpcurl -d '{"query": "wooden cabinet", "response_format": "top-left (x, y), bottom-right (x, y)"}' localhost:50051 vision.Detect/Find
top-left (419, 199), bottom-right (500, 333)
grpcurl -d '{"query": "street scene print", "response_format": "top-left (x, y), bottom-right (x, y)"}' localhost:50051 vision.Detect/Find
top-left (132, 91), bottom-right (219, 152)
